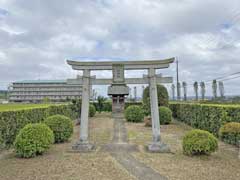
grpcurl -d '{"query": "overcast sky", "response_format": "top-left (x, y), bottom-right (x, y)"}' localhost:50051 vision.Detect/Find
top-left (0, 0), bottom-right (240, 97)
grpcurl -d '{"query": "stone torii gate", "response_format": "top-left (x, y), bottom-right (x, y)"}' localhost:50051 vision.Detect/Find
top-left (67, 58), bottom-right (174, 152)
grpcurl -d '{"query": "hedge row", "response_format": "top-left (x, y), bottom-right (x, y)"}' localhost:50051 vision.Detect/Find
top-left (0, 104), bottom-right (78, 147)
top-left (91, 101), bottom-right (143, 112)
top-left (170, 102), bottom-right (240, 136)
top-left (92, 101), bottom-right (112, 112)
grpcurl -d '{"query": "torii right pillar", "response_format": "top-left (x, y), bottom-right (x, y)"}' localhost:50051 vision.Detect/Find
top-left (148, 68), bottom-right (170, 153)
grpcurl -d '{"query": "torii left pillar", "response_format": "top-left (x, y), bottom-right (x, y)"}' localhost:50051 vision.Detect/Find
top-left (72, 69), bottom-right (94, 151)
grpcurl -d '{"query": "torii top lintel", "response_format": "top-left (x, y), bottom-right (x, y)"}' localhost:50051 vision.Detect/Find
top-left (67, 57), bottom-right (175, 70)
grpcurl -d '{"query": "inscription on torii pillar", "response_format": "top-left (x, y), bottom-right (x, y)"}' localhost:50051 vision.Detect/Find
top-left (67, 58), bottom-right (174, 152)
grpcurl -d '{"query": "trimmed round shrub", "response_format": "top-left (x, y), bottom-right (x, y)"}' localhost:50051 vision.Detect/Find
top-left (44, 115), bottom-right (73, 143)
top-left (159, 106), bottom-right (172, 125)
top-left (182, 129), bottom-right (218, 155)
top-left (143, 84), bottom-right (169, 115)
top-left (125, 105), bottom-right (144, 122)
top-left (219, 122), bottom-right (240, 145)
top-left (89, 104), bottom-right (96, 117)
top-left (14, 123), bottom-right (54, 158)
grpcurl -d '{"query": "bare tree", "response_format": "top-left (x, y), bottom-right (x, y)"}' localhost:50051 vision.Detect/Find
top-left (171, 84), bottom-right (175, 100)
top-left (218, 81), bottom-right (225, 99)
top-left (200, 82), bottom-right (206, 100)
top-left (182, 82), bottom-right (187, 101)
top-left (193, 82), bottom-right (198, 101)
top-left (212, 80), bottom-right (217, 99)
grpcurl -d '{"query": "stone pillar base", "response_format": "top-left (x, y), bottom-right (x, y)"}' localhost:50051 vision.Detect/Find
top-left (72, 141), bottom-right (95, 152)
top-left (147, 142), bottom-right (170, 153)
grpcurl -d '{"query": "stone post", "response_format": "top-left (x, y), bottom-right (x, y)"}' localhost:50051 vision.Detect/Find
top-left (80, 69), bottom-right (90, 142)
top-left (72, 69), bottom-right (94, 151)
top-left (148, 68), bottom-right (170, 153)
top-left (149, 68), bottom-right (161, 142)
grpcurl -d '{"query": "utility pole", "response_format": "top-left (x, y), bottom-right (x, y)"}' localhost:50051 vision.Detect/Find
top-left (176, 57), bottom-right (180, 100)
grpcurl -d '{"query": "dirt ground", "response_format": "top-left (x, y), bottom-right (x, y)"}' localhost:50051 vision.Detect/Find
top-left (126, 121), bottom-right (240, 180)
top-left (0, 113), bottom-right (134, 180)
top-left (0, 112), bottom-right (239, 180)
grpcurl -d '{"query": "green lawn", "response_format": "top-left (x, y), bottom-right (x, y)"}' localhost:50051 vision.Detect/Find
top-left (0, 104), bottom-right (52, 112)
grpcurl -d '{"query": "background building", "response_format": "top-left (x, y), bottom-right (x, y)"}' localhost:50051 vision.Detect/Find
top-left (9, 80), bottom-right (82, 102)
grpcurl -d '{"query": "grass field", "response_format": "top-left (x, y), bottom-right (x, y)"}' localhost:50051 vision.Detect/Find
top-left (0, 104), bottom-right (52, 112)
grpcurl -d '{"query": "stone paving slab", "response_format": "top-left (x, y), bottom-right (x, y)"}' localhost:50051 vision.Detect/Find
top-left (111, 152), bottom-right (167, 180)
top-left (104, 112), bottom-right (168, 180)
top-left (101, 143), bottom-right (139, 153)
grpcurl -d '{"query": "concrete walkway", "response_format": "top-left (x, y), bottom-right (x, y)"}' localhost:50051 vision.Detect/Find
top-left (102, 112), bottom-right (167, 180)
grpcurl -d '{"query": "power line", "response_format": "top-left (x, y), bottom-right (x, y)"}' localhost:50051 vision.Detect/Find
top-left (205, 71), bottom-right (240, 82)
top-left (185, 70), bottom-right (240, 86)
top-left (220, 74), bottom-right (240, 82)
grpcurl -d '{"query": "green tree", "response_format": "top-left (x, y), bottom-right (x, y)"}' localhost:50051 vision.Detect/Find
top-left (71, 98), bottom-right (81, 116)
top-left (42, 97), bottom-right (50, 104)
top-left (143, 84), bottom-right (169, 115)
top-left (97, 96), bottom-right (107, 113)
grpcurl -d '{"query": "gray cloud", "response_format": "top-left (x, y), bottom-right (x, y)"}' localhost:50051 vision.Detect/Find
top-left (0, 0), bottom-right (239, 96)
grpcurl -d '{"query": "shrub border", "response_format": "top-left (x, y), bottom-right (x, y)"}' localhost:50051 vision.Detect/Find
top-left (0, 104), bottom-right (78, 147)
top-left (170, 102), bottom-right (240, 136)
